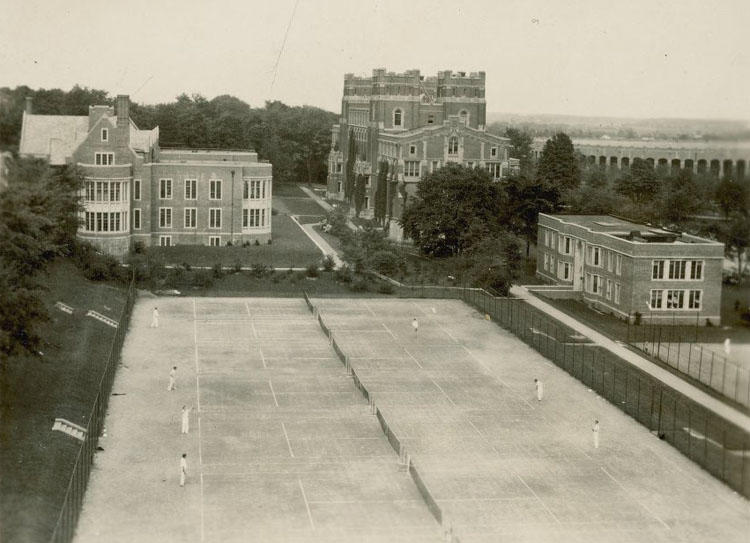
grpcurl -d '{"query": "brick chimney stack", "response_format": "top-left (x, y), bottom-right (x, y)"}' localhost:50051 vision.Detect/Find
top-left (25, 96), bottom-right (33, 114)
top-left (116, 95), bottom-right (129, 128)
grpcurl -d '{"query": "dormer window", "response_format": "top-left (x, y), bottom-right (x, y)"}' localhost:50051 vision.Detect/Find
top-left (101, 128), bottom-right (108, 142)
top-left (393, 108), bottom-right (403, 128)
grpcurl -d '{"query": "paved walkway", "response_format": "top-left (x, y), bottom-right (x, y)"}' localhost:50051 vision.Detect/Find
top-left (512, 286), bottom-right (750, 432)
top-left (298, 185), bottom-right (356, 231)
top-left (289, 215), bottom-right (344, 269)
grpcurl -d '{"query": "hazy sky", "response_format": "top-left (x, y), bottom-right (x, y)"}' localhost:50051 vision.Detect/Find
top-left (2, 0), bottom-right (748, 119)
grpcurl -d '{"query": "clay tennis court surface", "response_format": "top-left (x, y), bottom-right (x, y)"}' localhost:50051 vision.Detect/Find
top-left (75, 297), bottom-right (750, 543)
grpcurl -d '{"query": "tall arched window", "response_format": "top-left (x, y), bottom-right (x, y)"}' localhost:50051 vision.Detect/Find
top-left (393, 108), bottom-right (403, 128)
top-left (448, 136), bottom-right (459, 155)
top-left (459, 110), bottom-right (469, 125)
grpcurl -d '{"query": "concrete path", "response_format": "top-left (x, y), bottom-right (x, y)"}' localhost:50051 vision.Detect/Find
top-left (298, 185), bottom-right (357, 231)
top-left (289, 215), bottom-right (344, 269)
top-left (511, 285), bottom-right (750, 432)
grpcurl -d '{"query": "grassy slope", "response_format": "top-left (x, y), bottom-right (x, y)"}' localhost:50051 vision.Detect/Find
top-left (0, 260), bottom-right (126, 542)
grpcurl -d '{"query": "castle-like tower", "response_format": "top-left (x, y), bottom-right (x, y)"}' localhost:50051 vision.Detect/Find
top-left (327, 68), bottom-right (514, 239)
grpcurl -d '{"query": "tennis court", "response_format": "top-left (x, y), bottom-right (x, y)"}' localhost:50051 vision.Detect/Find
top-left (312, 297), bottom-right (750, 543)
top-left (74, 297), bottom-right (443, 543)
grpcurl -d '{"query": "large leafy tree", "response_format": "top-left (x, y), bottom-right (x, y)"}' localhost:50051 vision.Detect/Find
top-left (715, 177), bottom-right (748, 218)
top-left (401, 164), bottom-right (506, 257)
top-left (505, 174), bottom-right (561, 256)
top-left (353, 174), bottom-right (366, 217)
top-left (535, 132), bottom-right (580, 191)
top-left (374, 161), bottom-right (388, 224)
top-left (505, 127), bottom-right (534, 176)
top-left (615, 157), bottom-right (660, 205)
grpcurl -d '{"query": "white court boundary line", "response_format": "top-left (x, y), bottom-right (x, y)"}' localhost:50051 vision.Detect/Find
top-left (381, 322), bottom-right (397, 340)
top-left (601, 466), bottom-right (670, 530)
top-left (403, 347), bottom-right (423, 369)
top-left (281, 422), bottom-right (295, 457)
top-left (192, 298), bottom-right (205, 543)
top-left (515, 473), bottom-right (561, 524)
top-left (269, 380), bottom-right (279, 407)
top-left (298, 478), bottom-right (315, 530)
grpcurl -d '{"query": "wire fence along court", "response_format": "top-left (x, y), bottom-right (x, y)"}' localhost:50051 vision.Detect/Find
top-left (627, 323), bottom-right (750, 410)
top-left (50, 274), bottom-right (137, 543)
top-left (458, 288), bottom-right (750, 499)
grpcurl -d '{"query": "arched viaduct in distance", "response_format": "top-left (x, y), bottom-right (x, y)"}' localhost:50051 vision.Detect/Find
top-left (532, 137), bottom-right (750, 180)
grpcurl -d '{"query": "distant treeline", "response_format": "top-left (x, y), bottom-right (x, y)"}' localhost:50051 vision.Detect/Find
top-left (0, 85), bottom-right (337, 184)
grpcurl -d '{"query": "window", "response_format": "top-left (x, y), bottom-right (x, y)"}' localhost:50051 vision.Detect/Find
top-left (365, 176), bottom-right (371, 188)
top-left (562, 262), bottom-right (571, 280)
top-left (427, 114), bottom-right (435, 124)
top-left (185, 179), bottom-right (197, 200)
top-left (586, 273), bottom-right (601, 295)
top-left (159, 236), bottom-right (172, 247)
top-left (559, 236), bottom-right (572, 255)
top-left (607, 251), bottom-right (613, 272)
top-left (244, 208), bottom-right (260, 227)
top-left (159, 178), bottom-right (172, 199)
top-left (336, 163), bottom-right (342, 173)
top-left (688, 290), bottom-right (702, 309)
top-left (133, 179), bottom-right (141, 200)
top-left (337, 181), bottom-right (342, 192)
top-left (690, 260), bottom-right (703, 280)
top-left (490, 147), bottom-right (498, 158)
top-left (466, 161), bottom-right (474, 169)
top-left (242, 209), bottom-right (248, 228)
top-left (94, 152), bottom-right (114, 165)
top-left (668, 260), bottom-right (687, 280)
top-left (404, 161), bottom-right (420, 177)
top-left (209, 179), bottom-right (222, 200)
top-left (209, 236), bottom-right (221, 247)
top-left (261, 209), bottom-right (266, 226)
top-left (543, 253), bottom-right (549, 271)
top-left (364, 196), bottom-right (370, 209)
top-left (666, 289), bottom-right (685, 309)
top-left (615, 254), bottom-right (622, 275)
top-left (550, 256), bottom-right (555, 272)
top-left (409, 144), bottom-right (416, 155)
top-left (393, 108), bottom-right (402, 127)
top-left (544, 230), bottom-right (550, 247)
top-left (606, 279), bottom-right (612, 300)
top-left (650, 290), bottom-right (663, 309)
top-left (184, 208), bottom-right (197, 228)
top-left (431, 161), bottom-right (439, 172)
top-left (459, 110), bottom-right (469, 125)
top-left (101, 128), bottom-right (108, 142)
top-left (133, 209), bottom-right (141, 230)
top-left (209, 208), bottom-right (221, 229)
top-left (448, 136), bottom-right (459, 155)
top-left (159, 207), bottom-right (172, 228)
top-left (614, 283), bottom-right (621, 304)
top-left (652, 260), bottom-right (665, 280)
top-left (588, 246), bottom-right (601, 267)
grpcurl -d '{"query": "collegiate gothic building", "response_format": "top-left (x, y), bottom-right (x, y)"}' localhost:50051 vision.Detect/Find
top-left (19, 95), bottom-right (272, 257)
top-left (327, 68), bottom-right (515, 238)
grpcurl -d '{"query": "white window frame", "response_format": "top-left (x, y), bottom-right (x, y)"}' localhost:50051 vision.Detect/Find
top-left (666, 289), bottom-right (685, 309)
top-left (159, 207), bottom-right (172, 228)
top-left (689, 260), bottom-right (704, 280)
top-left (606, 279), bottom-right (612, 300)
top-left (209, 179), bottom-right (222, 200)
top-left (209, 208), bottom-right (222, 229)
top-left (405, 161), bottom-right (420, 177)
top-left (409, 144), bottom-right (416, 156)
top-left (688, 290), bottom-right (702, 309)
top-left (133, 179), bottom-right (141, 201)
top-left (614, 283), bottom-right (621, 304)
top-left (209, 236), bottom-right (221, 247)
top-left (101, 128), bottom-right (108, 142)
top-left (393, 108), bottom-right (403, 128)
top-left (184, 179), bottom-right (197, 200)
top-left (650, 289), bottom-right (663, 309)
top-left (184, 207), bottom-right (197, 229)
top-left (94, 152), bottom-right (114, 166)
top-left (615, 254), bottom-right (622, 275)
top-left (159, 235), bottom-right (172, 247)
top-left (133, 208), bottom-right (141, 230)
top-left (159, 178), bottom-right (172, 200)
top-left (490, 146), bottom-right (498, 158)
top-left (543, 253), bottom-right (549, 271)
top-left (668, 260), bottom-right (687, 280)
top-left (364, 195), bottom-right (370, 209)
top-left (652, 260), bottom-right (665, 280)
top-left (563, 262), bottom-right (571, 280)
top-left (448, 136), bottom-right (459, 155)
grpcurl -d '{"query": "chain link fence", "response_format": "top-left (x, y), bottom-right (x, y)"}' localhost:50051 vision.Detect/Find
top-left (50, 274), bottom-right (137, 543)
top-left (456, 288), bottom-right (749, 498)
top-left (627, 323), bottom-right (750, 409)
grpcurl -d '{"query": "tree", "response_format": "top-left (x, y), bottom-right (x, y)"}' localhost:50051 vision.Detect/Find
top-left (460, 232), bottom-right (523, 295)
top-left (715, 178), bottom-right (748, 218)
top-left (374, 161), bottom-right (389, 225)
top-left (344, 130), bottom-right (357, 202)
top-left (535, 132), bottom-right (580, 191)
top-left (354, 174), bottom-right (366, 217)
top-left (505, 174), bottom-right (561, 256)
top-left (615, 157), bottom-right (660, 205)
top-left (401, 164), bottom-right (506, 257)
top-left (658, 169), bottom-right (704, 224)
top-left (505, 127), bottom-right (534, 175)
top-left (725, 216), bottom-right (750, 284)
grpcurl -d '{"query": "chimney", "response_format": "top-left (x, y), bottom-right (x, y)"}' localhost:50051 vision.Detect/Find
top-left (116, 95), bottom-right (129, 128)
top-left (25, 96), bottom-right (33, 114)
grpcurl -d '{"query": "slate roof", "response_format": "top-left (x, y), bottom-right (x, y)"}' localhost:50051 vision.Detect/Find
top-left (19, 112), bottom-right (89, 165)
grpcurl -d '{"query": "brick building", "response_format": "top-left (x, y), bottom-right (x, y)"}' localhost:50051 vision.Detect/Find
top-left (19, 95), bottom-right (272, 257)
top-left (537, 214), bottom-right (724, 325)
top-left (327, 68), bottom-right (515, 239)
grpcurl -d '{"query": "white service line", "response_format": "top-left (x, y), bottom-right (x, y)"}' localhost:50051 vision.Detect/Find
top-left (403, 347), bottom-right (423, 369)
top-left (192, 298), bottom-right (205, 543)
top-left (269, 380), bottom-right (279, 407)
top-left (381, 322), bottom-right (397, 340)
top-left (601, 466), bottom-right (671, 530)
top-left (281, 422), bottom-right (295, 458)
top-left (430, 378), bottom-right (457, 407)
top-left (515, 473), bottom-right (561, 525)
top-left (298, 478), bottom-right (315, 530)
top-left (259, 345), bottom-right (267, 369)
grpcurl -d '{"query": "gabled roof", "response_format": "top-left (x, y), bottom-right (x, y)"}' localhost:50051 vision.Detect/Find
top-left (130, 121), bottom-right (158, 153)
top-left (19, 112), bottom-right (89, 165)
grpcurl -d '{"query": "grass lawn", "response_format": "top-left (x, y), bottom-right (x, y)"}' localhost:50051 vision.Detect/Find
top-left (0, 260), bottom-right (127, 543)
top-left (150, 214), bottom-right (324, 269)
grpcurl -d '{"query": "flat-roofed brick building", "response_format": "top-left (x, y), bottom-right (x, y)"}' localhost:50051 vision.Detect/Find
top-left (537, 214), bottom-right (724, 325)
top-left (19, 95), bottom-right (272, 257)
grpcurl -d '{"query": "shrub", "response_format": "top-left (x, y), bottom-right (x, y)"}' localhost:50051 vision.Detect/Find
top-left (212, 262), bottom-right (223, 279)
top-left (182, 262), bottom-right (192, 272)
top-left (350, 277), bottom-right (369, 292)
top-left (267, 239), bottom-right (272, 245)
top-left (192, 270), bottom-right (214, 288)
top-left (368, 250), bottom-right (402, 276)
top-left (255, 239), bottom-right (260, 246)
top-left (377, 282), bottom-right (394, 294)
top-left (334, 265), bottom-right (353, 283)
top-left (164, 267), bottom-right (185, 289)
top-left (321, 254), bottom-right (335, 272)
top-left (306, 263), bottom-right (319, 278)
top-left (251, 262), bottom-right (269, 278)
top-left (233, 260), bottom-right (243, 274)
top-left (132, 241), bottom-right (146, 254)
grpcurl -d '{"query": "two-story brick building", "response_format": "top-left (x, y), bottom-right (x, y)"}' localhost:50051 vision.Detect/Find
top-left (537, 214), bottom-right (724, 325)
top-left (327, 68), bottom-right (516, 239)
top-left (19, 95), bottom-right (272, 257)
